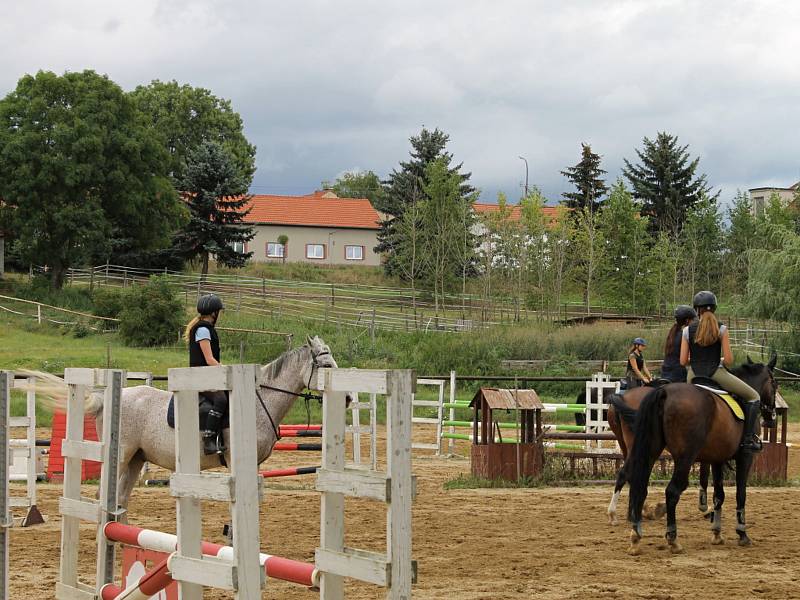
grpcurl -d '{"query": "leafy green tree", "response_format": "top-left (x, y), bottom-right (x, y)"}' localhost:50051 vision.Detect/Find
top-left (378, 128), bottom-right (474, 276)
top-left (420, 157), bottom-right (473, 313)
top-left (680, 195), bottom-right (723, 294)
top-left (544, 207), bottom-right (573, 316)
top-left (598, 180), bottom-right (651, 312)
top-left (476, 193), bottom-right (512, 322)
top-left (623, 132), bottom-right (718, 235)
top-left (0, 70), bottom-right (180, 288)
top-left (173, 141), bottom-right (255, 275)
top-left (560, 143), bottom-right (608, 212)
top-left (647, 230), bottom-right (682, 313)
top-left (130, 80), bottom-right (256, 185)
top-left (327, 170), bottom-right (384, 206)
top-left (570, 205), bottom-right (606, 312)
top-left (746, 224), bottom-right (800, 324)
top-left (723, 191), bottom-right (758, 297)
top-left (519, 189), bottom-right (549, 314)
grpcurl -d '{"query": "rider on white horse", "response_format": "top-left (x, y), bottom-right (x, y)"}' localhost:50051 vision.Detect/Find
top-left (184, 293), bottom-right (228, 455)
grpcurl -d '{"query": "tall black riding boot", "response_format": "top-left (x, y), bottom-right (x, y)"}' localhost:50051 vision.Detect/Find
top-left (202, 409), bottom-right (224, 455)
top-left (740, 400), bottom-right (763, 453)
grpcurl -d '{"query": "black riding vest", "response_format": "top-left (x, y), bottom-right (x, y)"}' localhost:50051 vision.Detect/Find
top-left (626, 351), bottom-right (644, 378)
top-left (189, 321), bottom-right (220, 367)
top-left (688, 322), bottom-right (721, 377)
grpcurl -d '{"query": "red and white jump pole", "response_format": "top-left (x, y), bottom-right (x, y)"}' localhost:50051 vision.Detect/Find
top-left (279, 424), bottom-right (322, 431)
top-left (260, 465), bottom-right (319, 478)
top-left (103, 522), bottom-right (319, 589)
top-left (100, 553), bottom-right (172, 600)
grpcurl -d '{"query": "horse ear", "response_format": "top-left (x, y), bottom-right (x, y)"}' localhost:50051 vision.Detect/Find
top-left (306, 335), bottom-right (314, 346)
top-left (746, 355), bottom-right (753, 364)
top-left (768, 354), bottom-right (777, 370)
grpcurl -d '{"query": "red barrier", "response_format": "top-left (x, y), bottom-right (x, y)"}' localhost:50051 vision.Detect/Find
top-left (273, 442), bottom-right (322, 452)
top-left (260, 466), bottom-right (319, 478)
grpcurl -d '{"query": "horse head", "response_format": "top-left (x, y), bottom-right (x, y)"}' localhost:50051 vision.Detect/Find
top-left (740, 354), bottom-right (778, 428)
top-left (304, 335), bottom-right (354, 406)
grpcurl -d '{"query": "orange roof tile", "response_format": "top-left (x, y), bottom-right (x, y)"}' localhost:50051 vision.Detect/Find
top-left (239, 191), bottom-right (380, 230)
top-left (473, 202), bottom-right (563, 222)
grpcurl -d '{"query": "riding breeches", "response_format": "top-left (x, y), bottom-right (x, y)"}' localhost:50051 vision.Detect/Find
top-left (687, 367), bottom-right (759, 404)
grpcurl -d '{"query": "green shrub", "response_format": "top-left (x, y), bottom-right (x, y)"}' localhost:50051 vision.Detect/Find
top-left (71, 322), bottom-right (91, 338)
top-left (92, 287), bottom-right (125, 319)
top-left (118, 276), bottom-right (184, 347)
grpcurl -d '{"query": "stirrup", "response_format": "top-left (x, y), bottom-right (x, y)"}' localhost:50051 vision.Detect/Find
top-left (740, 435), bottom-right (763, 453)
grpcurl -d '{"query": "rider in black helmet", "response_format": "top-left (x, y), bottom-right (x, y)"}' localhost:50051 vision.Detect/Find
top-left (184, 293), bottom-right (227, 455)
top-left (680, 291), bottom-right (762, 453)
top-left (660, 305), bottom-right (697, 382)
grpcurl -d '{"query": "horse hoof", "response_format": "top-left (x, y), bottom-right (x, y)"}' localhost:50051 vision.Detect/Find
top-left (627, 544), bottom-right (641, 556)
top-left (698, 505), bottom-right (708, 514)
top-left (669, 541), bottom-right (683, 554)
top-left (652, 503), bottom-right (667, 520)
top-left (737, 535), bottom-right (752, 547)
top-left (608, 513), bottom-right (618, 526)
top-left (711, 534), bottom-right (725, 545)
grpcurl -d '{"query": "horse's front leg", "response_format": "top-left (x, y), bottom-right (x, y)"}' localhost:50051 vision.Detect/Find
top-left (710, 463), bottom-right (725, 545)
top-left (735, 452), bottom-right (755, 546)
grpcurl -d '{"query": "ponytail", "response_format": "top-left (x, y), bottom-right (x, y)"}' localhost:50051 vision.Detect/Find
top-left (183, 316), bottom-right (201, 343)
top-left (663, 323), bottom-right (681, 356)
top-left (694, 310), bottom-right (720, 347)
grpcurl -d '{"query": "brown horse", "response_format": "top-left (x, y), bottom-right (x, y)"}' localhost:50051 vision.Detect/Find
top-left (625, 356), bottom-right (778, 555)
top-left (608, 386), bottom-right (715, 524)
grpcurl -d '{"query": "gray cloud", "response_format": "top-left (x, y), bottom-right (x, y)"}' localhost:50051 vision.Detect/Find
top-left (1, 0), bottom-right (798, 204)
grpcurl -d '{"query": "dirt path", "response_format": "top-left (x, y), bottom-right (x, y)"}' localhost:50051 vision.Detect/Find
top-left (7, 426), bottom-right (800, 599)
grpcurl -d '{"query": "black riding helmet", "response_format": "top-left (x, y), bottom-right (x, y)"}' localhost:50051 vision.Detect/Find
top-left (674, 305), bottom-right (697, 322)
top-left (197, 293), bottom-right (224, 315)
top-left (692, 290), bottom-right (717, 311)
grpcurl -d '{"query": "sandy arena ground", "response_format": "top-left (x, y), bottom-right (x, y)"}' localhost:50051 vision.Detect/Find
top-left (7, 425), bottom-right (800, 599)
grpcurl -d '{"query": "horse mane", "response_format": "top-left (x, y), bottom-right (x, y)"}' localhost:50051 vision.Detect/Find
top-left (262, 343), bottom-right (308, 380)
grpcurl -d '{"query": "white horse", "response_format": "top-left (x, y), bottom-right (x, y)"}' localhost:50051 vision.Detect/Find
top-left (85, 335), bottom-right (345, 509)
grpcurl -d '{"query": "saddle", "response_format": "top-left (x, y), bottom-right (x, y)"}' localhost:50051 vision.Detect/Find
top-left (690, 377), bottom-right (744, 421)
top-left (166, 393), bottom-right (230, 430)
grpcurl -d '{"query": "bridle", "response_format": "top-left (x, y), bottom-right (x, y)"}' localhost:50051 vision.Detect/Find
top-left (255, 348), bottom-right (330, 444)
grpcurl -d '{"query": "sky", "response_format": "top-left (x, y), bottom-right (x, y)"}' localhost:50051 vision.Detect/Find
top-left (1, 0), bottom-right (799, 206)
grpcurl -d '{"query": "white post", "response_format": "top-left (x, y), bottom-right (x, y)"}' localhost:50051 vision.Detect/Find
top-left (370, 393), bottom-right (378, 471)
top-left (411, 378), bottom-right (445, 453)
top-left (56, 368), bottom-right (125, 600)
top-left (350, 392), bottom-right (362, 466)
top-left (386, 370), bottom-right (414, 598)
top-left (0, 372), bottom-right (11, 600)
top-left (169, 364), bottom-right (262, 599)
top-left (319, 370), bottom-right (346, 600)
top-left (24, 379), bottom-right (36, 512)
top-left (448, 370), bottom-right (456, 455)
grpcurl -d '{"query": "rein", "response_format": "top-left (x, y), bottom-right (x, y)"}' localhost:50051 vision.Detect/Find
top-left (256, 349), bottom-right (329, 443)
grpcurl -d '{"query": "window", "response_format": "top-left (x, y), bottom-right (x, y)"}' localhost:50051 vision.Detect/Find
top-left (306, 244), bottom-right (325, 259)
top-left (266, 242), bottom-right (285, 258)
top-left (753, 196), bottom-right (765, 216)
top-left (345, 245), bottom-right (364, 261)
top-left (231, 241), bottom-right (246, 254)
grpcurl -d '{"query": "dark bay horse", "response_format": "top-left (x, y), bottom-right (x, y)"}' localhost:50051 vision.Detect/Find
top-left (625, 356), bottom-right (778, 555)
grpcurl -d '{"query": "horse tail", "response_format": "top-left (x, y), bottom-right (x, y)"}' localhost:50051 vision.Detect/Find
top-left (627, 386), bottom-right (667, 524)
top-left (608, 393), bottom-right (636, 428)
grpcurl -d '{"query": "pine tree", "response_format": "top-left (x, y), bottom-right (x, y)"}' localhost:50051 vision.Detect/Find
top-left (623, 132), bottom-right (718, 235)
top-left (377, 128), bottom-right (474, 276)
top-left (560, 143), bottom-right (608, 212)
top-left (173, 141), bottom-right (254, 275)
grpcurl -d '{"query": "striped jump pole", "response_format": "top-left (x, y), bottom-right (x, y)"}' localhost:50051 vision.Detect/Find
top-left (279, 430), bottom-right (322, 438)
top-left (103, 522), bottom-right (320, 588)
top-left (260, 466), bottom-right (319, 478)
top-left (274, 442), bottom-right (322, 452)
top-left (100, 553), bottom-right (172, 600)
top-left (279, 424), bottom-right (322, 431)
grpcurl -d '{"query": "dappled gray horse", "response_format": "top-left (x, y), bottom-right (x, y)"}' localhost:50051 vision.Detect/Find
top-left (89, 335), bottom-right (344, 509)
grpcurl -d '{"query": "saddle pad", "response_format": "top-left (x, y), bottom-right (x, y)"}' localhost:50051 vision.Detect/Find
top-left (695, 385), bottom-right (744, 421)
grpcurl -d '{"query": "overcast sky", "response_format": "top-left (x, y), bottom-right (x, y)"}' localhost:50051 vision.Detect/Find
top-left (1, 1), bottom-right (798, 205)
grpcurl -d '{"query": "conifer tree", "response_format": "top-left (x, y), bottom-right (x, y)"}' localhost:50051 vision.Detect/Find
top-left (623, 132), bottom-right (717, 235)
top-left (560, 143), bottom-right (608, 212)
top-left (173, 141), bottom-right (254, 275)
top-left (378, 128), bottom-right (474, 276)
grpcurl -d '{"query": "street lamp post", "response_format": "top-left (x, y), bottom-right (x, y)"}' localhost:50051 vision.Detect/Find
top-left (518, 156), bottom-right (529, 197)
